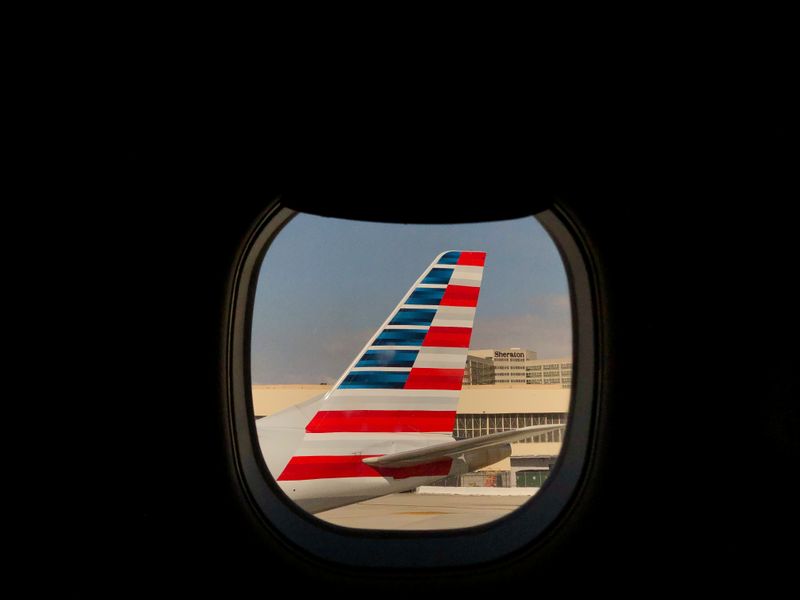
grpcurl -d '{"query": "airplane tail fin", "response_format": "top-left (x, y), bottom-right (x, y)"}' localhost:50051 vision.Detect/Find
top-left (307, 250), bottom-right (486, 435)
top-left (260, 251), bottom-right (486, 497)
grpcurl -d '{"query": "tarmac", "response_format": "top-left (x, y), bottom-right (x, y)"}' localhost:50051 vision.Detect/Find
top-left (315, 491), bottom-right (535, 530)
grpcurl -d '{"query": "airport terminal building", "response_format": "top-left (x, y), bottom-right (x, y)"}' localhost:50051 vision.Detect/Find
top-left (252, 375), bottom-right (569, 489)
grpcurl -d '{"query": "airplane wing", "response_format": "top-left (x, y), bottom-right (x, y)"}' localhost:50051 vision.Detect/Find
top-left (362, 424), bottom-right (565, 468)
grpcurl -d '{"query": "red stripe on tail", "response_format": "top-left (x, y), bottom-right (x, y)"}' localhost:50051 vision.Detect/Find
top-left (404, 368), bottom-right (464, 390)
top-left (456, 252), bottom-right (486, 266)
top-left (440, 285), bottom-right (480, 307)
top-left (306, 410), bottom-right (456, 433)
top-left (422, 326), bottom-right (472, 348)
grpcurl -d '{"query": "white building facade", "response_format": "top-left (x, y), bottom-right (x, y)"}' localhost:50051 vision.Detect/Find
top-left (465, 348), bottom-right (572, 388)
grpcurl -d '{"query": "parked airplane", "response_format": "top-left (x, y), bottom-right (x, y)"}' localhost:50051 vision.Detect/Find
top-left (256, 251), bottom-right (564, 513)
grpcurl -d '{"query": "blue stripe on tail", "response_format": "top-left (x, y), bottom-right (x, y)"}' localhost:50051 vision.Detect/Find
top-left (373, 329), bottom-right (428, 346)
top-left (421, 268), bottom-right (454, 285)
top-left (438, 252), bottom-right (461, 264)
top-left (356, 350), bottom-right (419, 368)
top-left (340, 371), bottom-right (410, 389)
top-left (389, 309), bottom-right (436, 326)
top-left (407, 288), bottom-right (445, 305)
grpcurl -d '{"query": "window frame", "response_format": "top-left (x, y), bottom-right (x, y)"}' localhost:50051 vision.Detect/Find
top-left (224, 199), bottom-right (599, 569)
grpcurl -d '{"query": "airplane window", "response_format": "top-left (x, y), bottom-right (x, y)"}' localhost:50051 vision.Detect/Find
top-left (229, 203), bottom-right (596, 567)
top-left (249, 213), bottom-right (574, 529)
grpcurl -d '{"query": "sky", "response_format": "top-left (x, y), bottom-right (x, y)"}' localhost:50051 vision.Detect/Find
top-left (250, 214), bottom-right (572, 384)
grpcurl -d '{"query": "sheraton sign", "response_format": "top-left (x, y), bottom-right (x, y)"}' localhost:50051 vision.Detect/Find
top-left (494, 351), bottom-right (525, 359)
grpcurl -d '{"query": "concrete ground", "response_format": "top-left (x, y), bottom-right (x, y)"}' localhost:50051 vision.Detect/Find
top-left (315, 492), bottom-right (533, 530)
